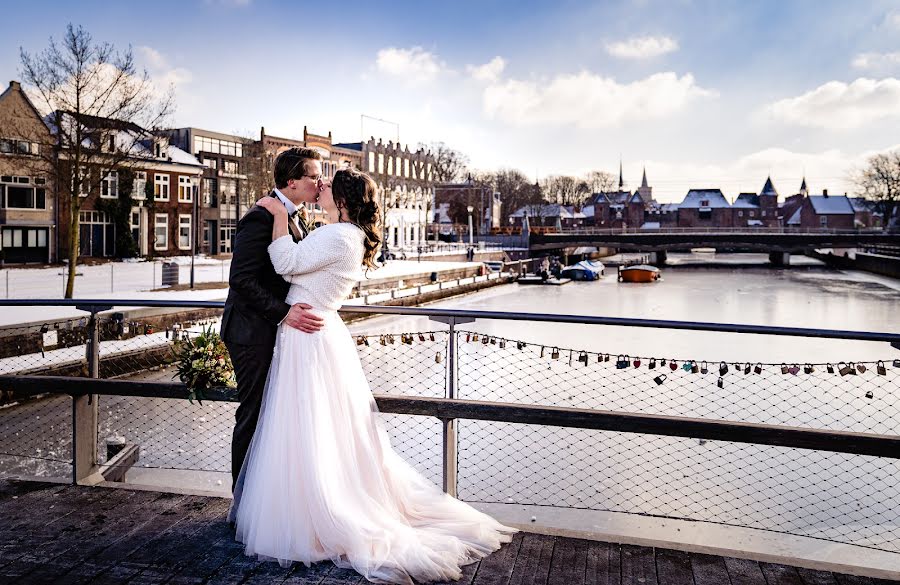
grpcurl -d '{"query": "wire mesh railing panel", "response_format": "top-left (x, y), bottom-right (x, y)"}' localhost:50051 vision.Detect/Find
top-left (0, 393), bottom-right (71, 479)
top-left (456, 420), bottom-right (900, 553)
top-left (97, 394), bottom-right (235, 472)
top-left (356, 331), bottom-right (448, 398)
top-left (0, 323), bottom-right (88, 376)
top-left (456, 331), bottom-right (900, 435)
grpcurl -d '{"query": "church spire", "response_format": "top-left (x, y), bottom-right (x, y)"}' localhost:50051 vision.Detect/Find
top-left (799, 176), bottom-right (808, 196)
top-left (618, 158), bottom-right (624, 190)
top-left (641, 166), bottom-right (648, 188)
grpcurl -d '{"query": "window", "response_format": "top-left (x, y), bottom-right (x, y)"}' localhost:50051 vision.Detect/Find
top-left (178, 214), bottom-right (191, 250)
top-left (749, 210), bottom-right (755, 217)
top-left (204, 157), bottom-right (218, 170)
top-left (368, 152), bottom-right (375, 172)
top-left (203, 178), bottom-right (218, 206)
top-left (700, 200), bottom-right (709, 207)
top-left (220, 178), bottom-right (237, 204)
top-left (100, 170), bottom-right (118, 198)
top-left (0, 140), bottom-right (11, 154)
top-left (133, 171), bottom-right (147, 199)
top-left (378, 153), bottom-right (384, 175)
top-left (154, 214), bottom-right (168, 250)
top-left (404, 159), bottom-right (409, 177)
top-left (178, 176), bottom-right (193, 202)
top-left (737, 211), bottom-right (743, 218)
top-left (74, 166), bottom-right (90, 197)
top-left (223, 160), bottom-right (238, 174)
top-left (387, 157), bottom-right (393, 176)
top-left (154, 173), bottom-right (170, 201)
top-left (761, 210), bottom-right (767, 217)
top-left (820, 216), bottom-right (828, 227)
top-left (699, 209), bottom-right (712, 221)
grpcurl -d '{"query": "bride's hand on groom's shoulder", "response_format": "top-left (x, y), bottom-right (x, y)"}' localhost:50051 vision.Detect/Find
top-left (256, 197), bottom-right (286, 216)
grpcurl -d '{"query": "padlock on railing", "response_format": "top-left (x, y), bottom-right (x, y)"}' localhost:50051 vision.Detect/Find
top-left (717, 377), bottom-right (724, 388)
top-left (743, 363), bottom-right (751, 375)
top-left (719, 361), bottom-right (729, 376)
top-left (803, 363), bottom-right (815, 374)
top-left (826, 363), bottom-right (835, 373)
top-left (781, 363), bottom-right (789, 374)
top-left (551, 347), bottom-right (560, 360)
top-left (691, 361), bottom-right (700, 374)
top-left (654, 373), bottom-right (666, 385)
top-left (700, 361), bottom-right (709, 374)
top-left (633, 357), bottom-right (642, 368)
top-left (877, 361), bottom-right (887, 375)
top-left (753, 363), bottom-right (762, 374)
top-left (649, 358), bottom-right (657, 369)
top-left (856, 363), bottom-right (867, 374)
top-left (615, 354), bottom-right (628, 369)
top-left (839, 362), bottom-right (852, 376)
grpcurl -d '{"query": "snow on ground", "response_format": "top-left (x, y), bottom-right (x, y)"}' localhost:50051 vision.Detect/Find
top-left (0, 258), bottom-right (485, 327)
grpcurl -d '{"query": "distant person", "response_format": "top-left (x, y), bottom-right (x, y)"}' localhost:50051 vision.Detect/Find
top-left (466, 246), bottom-right (475, 261)
top-left (229, 168), bottom-right (517, 583)
top-left (540, 256), bottom-right (550, 281)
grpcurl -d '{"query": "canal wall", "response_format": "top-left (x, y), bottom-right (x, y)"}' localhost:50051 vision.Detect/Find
top-left (808, 250), bottom-right (900, 279)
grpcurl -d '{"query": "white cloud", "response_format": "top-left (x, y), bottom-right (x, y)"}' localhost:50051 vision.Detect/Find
top-left (766, 77), bottom-right (900, 129)
top-left (375, 47), bottom-right (445, 83)
top-left (883, 9), bottom-right (900, 30)
top-left (852, 51), bottom-right (900, 71)
top-left (482, 70), bottom-right (715, 128)
top-left (606, 36), bottom-right (678, 59)
top-left (467, 57), bottom-right (506, 82)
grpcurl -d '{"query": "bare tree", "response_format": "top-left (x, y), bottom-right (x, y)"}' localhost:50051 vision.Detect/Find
top-left (426, 142), bottom-right (469, 183)
top-left (19, 24), bottom-right (173, 297)
top-left (476, 168), bottom-right (541, 223)
top-left (584, 170), bottom-right (617, 194)
top-left (541, 175), bottom-right (587, 206)
top-left (856, 151), bottom-right (900, 230)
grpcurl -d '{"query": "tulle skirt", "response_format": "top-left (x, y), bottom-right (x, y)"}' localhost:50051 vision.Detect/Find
top-left (228, 310), bottom-right (518, 584)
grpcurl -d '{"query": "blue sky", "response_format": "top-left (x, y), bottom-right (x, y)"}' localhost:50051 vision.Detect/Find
top-left (3, 0), bottom-right (900, 202)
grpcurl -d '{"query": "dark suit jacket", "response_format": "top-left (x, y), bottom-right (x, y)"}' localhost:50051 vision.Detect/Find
top-left (221, 192), bottom-right (299, 347)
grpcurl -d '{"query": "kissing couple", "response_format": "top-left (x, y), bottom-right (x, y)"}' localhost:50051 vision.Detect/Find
top-left (220, 147), bottom-right (517, 584)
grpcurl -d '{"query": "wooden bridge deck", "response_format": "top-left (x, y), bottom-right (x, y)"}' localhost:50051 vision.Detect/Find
top-left (0, 479), bottom-right (895, 585)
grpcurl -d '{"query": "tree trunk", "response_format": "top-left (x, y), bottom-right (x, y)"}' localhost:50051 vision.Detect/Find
top-left (65, 203), bottom-right (79, 298)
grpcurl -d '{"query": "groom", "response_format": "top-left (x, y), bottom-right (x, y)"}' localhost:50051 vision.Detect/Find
top-left (221, 146), bottom-right (325, 489)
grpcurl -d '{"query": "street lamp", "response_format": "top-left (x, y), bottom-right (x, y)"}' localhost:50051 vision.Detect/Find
top-left (467, 205), bottom-right (474, 246)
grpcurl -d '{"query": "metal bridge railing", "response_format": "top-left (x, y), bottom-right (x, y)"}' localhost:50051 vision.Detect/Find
top-left (0, 299), bottom-right (899, 555)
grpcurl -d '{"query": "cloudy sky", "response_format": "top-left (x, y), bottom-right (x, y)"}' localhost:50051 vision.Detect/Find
top-left (4, 0), bottom-right (900, 202)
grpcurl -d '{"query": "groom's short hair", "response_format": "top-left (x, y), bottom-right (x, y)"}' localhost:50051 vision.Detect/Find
top-left (273, 147), bottom-right (322, 189)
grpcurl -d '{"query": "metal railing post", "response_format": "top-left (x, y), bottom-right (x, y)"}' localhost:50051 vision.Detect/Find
top-left (72, 303), bottom-right (110, 484)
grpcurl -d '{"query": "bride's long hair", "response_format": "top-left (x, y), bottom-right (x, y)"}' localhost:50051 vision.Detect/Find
top-left (331, 168), bottom-right (382, 270)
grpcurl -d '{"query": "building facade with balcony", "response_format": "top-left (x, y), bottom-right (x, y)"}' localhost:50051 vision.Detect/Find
top-left (0, 81), bottom-right (56, 264)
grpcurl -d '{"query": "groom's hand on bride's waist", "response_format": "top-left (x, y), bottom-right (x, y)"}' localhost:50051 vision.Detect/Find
top-left (284, 303), bottom-right (324, 333)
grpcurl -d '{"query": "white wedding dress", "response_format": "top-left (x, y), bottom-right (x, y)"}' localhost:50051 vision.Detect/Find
top-left (228, 222), bottom-right (518, 584)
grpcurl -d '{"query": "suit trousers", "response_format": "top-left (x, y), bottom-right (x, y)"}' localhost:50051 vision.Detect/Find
top-left (226, 340), bottom-right (275, 490)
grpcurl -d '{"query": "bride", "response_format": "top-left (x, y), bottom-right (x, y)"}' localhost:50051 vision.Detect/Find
top-left (228, 168), bottom-right (518, 584)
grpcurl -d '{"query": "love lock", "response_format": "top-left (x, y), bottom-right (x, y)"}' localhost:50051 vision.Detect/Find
top-left (743, 363), bottom-right (751, 375)
top-left (803, 364), bottom-right (815, 374)
top-left (719, 361), bottom-right (729, 376)
top-left (682, 361), bottom-right (692, 372)
top-left (669, 360), bottom-right (678, 371)
top-left (654, 373), bottom-right (667, 385)
top-left (877, 361), bottom-right (887, 375)
top-left (551, 347), bottom-right (560, 360)
top-left (754, 363), bottom-right (763, 374)
top-left (691, 361), bottom-right (700, 374)
top-left (849, 362), bottom-right (858, 375)
top-left (700, 361), bottom-right (709, 374)
top-left (865, 390), bottom-right (874, 399)
top-left (633, 358), bottom-right (642, 368)
top-left (857, 363), bottom-right (867, 374)
top-left (788, 364), bottom-right (800, 375)
top-left (429, 333), bottom-right (435, 341)
top-left (649, 358), bottom-right (657, 369)
top-left (490, 337), bottom-right (497, 345)
top-left (894, 359), bottom-right (900, 368)
top-left (838, 362), bottom-right (852, 376)
top-left (717, 377), bottom-right (724, 388)
top-left (499, 339), bottom-right (506, 349)
top-left (781, 363), bottom-right (789, 374)
top-left (826, 364), bottom-right (834, 373)
top-left (578, 352), bottom-right (588, 365)
top-left (615, 354), bottom-right (628, 369)
top-left (435, 353), bottom-right (442, 364)
top-left (418, 333), bottom-right (426, 342)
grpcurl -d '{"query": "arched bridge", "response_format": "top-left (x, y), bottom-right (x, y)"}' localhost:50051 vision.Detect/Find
top-left (529, 228), bottom-right (898, 253)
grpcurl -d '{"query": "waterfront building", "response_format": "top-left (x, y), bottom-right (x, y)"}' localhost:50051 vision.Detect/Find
top-left (676, 188), bottom-right (732, 227)
top-left (585, 165), bottom-right (648, 228)
top-left (0, 81), bottom-right (56, 263)
top-left (51, 113), bottom-right (204, 259)
top-left (785, 189), bottom-right (855, 229)
top-left (334, 137), bottom-right (435, 250)
top-left (162, 127), bottom-right (252, 255)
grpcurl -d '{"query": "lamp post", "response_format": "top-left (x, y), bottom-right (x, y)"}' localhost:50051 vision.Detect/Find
top-left (467, 205), bottom-right (474, 246)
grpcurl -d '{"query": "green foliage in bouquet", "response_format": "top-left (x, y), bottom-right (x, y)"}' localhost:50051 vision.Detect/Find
top-left (173, 325), bottom-right (236, 404)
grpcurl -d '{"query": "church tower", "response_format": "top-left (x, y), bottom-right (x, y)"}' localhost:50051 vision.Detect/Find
top-left (636, 166), bottom-right (652, 201)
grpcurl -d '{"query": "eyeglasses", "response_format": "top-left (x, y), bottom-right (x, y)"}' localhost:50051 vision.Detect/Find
top-left (302, 173), bottom-right (323, 183)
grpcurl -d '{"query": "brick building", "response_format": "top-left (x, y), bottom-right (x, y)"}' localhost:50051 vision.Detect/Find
top-left (676, 189), bottom-right (733, 228)
top-left (53, 113), bottom-right (204, 259)
top-left (0, 81), bottom-right (56, 263)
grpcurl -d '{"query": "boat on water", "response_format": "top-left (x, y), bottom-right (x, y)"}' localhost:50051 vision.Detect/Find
top-left (517, 275), bottom-right (572, 285)
top-left (560, 260), bottom-right (605, 281)
top-left (617, 264), bottom-right (661, 283)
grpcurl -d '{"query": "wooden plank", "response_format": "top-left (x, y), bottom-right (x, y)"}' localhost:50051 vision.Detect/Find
top-left (56, 492), bottom-right (190, 585)
top-left (547, 536), bottom-right (587, 585)
top-left (833, 575), bottom-right (875, 585)
top-left (507, 532), bottom-right (556, 585)
top-left (72, 393), bottom-right (99, 483)
top-left (724, 557), bottom-right (767, 585)
top-left (0, 478), bottom-right (57, 502)
top-left (655, 548), bottom-right (693, 585)
top-left (760, 562), bottom-right (804, 585)
top-left (99, 444), bottom-right (140, 483)
top-left (621, 544), bottom-right (657, 585)
top-left (471, 531), bottom-right (524, 585)
top-left (585, 540), bottom-right (620, 585)
top-left (431, 558), bottom-right (480, 585)
top-left (276, 560), bottom-right (342, 585)
top-left (95, 496), bottom-right (230, 585)
top-left (160, 520), bottom-right (247, 584)
top-left (797, 567), bottom-right (839, 585)
top-left (689, 552), bottom-right (731, 585)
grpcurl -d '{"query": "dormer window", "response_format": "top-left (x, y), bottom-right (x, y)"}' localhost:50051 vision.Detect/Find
top-left (700, 200), bottom-right (710, 207)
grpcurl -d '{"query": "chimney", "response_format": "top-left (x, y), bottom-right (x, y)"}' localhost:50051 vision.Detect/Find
top-left (823, 189), bottom-right (828, 197)
top-left (9, 80), bottom-right (21, 90)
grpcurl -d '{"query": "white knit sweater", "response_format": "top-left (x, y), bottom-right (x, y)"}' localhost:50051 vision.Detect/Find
top-left (267, 222), bottom-right (365, 310)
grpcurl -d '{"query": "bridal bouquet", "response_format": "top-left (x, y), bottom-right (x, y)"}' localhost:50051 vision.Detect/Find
top-left (173, 325), bottom-right (236, 404)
